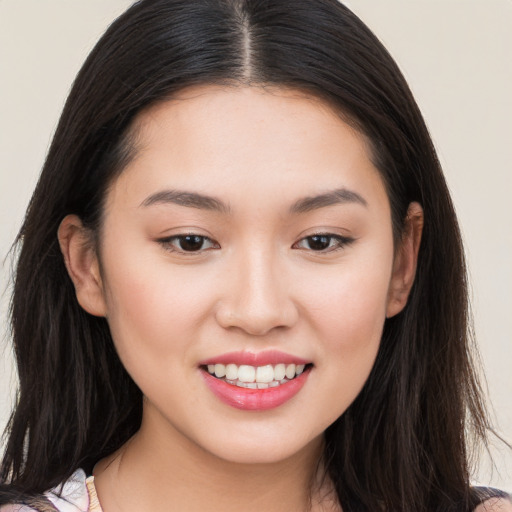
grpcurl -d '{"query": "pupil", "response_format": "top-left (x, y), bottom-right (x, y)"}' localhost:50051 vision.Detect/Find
top-left (180, 235), bottom-right (203, 251)
top-left (308, 235), bottom-right (330, 250)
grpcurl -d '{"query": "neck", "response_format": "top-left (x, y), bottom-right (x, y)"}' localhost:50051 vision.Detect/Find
top-left (94, 406), bottom-right (336, 512)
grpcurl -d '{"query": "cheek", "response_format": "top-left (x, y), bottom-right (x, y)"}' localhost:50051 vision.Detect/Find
top-left (99, 241), bottom-right (217, 370)
top-left (304, 258), bottom-right (392, 348)
top-left (298, 254), bottom-right (393, 415)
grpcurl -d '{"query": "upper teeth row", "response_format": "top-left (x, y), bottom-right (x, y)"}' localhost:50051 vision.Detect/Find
top-left (206, 363), bottom-right (306, 383)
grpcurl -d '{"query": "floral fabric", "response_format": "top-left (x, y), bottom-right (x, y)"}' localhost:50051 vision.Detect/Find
top-left (0, 470), bottom-right (102, 512)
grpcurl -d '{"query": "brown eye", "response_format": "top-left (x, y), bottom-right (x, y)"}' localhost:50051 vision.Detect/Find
top-left (178, 235), bottom-right (207, 251)
top-left (159, 234), bottom-right (219, 253)
top-left (294, 234), bottom-right (354, 252)
top-left (305, 235), bottom-right (332, 251)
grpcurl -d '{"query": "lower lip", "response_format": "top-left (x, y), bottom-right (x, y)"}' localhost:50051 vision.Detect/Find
top-left (201, 368), bottom-right (311, 411)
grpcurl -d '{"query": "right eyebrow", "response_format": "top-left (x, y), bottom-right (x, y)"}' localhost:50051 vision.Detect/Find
top-left (139, 189), bottom-right (230, 214)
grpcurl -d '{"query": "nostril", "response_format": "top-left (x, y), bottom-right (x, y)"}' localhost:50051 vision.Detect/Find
top-left (215, 303), bottom-right (299, 336)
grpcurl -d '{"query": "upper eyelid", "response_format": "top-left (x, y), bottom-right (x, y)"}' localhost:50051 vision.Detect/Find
top-left (156, 231), bottom-right (354, 249)
top-left (158, 233), bottom-right (213, 241)
top-left (293, 224), bottom-right (354, 239)
top-left (293, 233), bottom-right (355, 250)
top-left (158, 234), bottom-right (220, 252)
top-left (296, 232), bottom-right (354, 242)
top-left (157, 231), bottom-right (216, 242)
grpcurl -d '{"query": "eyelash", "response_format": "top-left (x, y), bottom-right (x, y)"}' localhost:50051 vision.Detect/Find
top-left (293, 233), bottom-right (355, 252)
top-left (158, 233), bottom-right (354, 254)
top-left (158, 234), bottom-right (220, 253)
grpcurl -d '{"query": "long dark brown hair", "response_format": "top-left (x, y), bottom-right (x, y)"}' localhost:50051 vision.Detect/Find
top-left (0, 0), bottom-right (495, 510)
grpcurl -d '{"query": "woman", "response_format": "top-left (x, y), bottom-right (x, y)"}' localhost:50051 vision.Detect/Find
top-left (1, 1), bottom-right (510, 510)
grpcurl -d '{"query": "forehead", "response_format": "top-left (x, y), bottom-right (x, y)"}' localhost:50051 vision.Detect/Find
top-left (107, 85), bottom-right (388, 216)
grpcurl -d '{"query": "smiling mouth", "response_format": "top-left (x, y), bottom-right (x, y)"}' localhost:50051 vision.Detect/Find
top-left (202, 363), bottom-right (314, 389)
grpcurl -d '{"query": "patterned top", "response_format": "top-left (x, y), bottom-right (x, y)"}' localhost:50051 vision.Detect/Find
top-left (0, 470), bottom-right (102, 512)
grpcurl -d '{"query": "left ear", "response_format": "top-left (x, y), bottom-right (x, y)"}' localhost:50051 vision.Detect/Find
top-left (386, 202), bottom-right (424, 318)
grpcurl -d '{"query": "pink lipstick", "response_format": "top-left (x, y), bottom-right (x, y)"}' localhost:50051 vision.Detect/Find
top-left (199, 350), bottom-right (309, 367)
top-left (199, 351), bottom-right (312, 411)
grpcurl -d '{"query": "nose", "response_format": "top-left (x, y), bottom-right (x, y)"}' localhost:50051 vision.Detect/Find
top-left (215, 246), bottom-right (299, 336)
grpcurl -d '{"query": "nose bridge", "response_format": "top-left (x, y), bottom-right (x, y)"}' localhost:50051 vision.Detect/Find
top-left (216, 240), bottom-right (297, 335)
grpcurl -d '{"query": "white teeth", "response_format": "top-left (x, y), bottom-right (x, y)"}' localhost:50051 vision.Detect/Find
top-left (225, 364), bottom-right (238, 380)
top-left (274, 363), bottom-right (286, 381)
top-left (256, 365), bottom-right (274, 383)
top-left (206, 362), bottom-right (310, 387)
top-left (238, 365), bottom-right (256, 383)
top-left (214, 364), bottom-right (226, 378)
top-left (285, 364), bottom-right (296, 379)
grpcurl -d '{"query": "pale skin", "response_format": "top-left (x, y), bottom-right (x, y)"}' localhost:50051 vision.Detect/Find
top-left (58, 85), bottom-right (510, 512)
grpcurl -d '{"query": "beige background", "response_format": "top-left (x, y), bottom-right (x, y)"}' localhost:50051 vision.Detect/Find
top-left (1, 0), bottom-right (511, 491)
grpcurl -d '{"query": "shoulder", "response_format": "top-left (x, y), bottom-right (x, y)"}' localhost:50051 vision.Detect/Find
top-left (0, 501), bottom-right (54, 512)
top-left (0, 506), bottom-right (38, 512)
top-left (475, 497), bottom-right (512, 512)
top-left (0, 469), bottom-right (91, 512)
top-left (44, 469), bottom-right (90, 512)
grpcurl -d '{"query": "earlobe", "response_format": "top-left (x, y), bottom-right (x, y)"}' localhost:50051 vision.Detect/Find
top-left (58, 215), bottom-right (107, 317)
top-left (386, 202), bottom-right (424, 318)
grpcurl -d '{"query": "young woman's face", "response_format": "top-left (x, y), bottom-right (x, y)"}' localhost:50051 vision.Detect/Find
top-left (87, 86), bottom-right (407, 464)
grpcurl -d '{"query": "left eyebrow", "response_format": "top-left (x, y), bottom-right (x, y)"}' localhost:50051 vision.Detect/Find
top-left (140, 189), bottom-right (230, 213)
top-left (290, 188), bottom-right (368, 214)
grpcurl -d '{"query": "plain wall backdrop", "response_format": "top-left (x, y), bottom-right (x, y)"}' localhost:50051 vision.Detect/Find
top-left (1, 0), bottom-right (511, 491)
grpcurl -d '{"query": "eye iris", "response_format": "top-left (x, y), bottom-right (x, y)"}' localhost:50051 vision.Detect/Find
top-left (308, 235), bottom-right (331, 250)
top-left (179, 235), bottom-right (204, 251)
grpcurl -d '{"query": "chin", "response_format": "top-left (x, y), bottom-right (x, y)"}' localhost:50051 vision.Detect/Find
top-left (197, 428), bottom-right (324, 466)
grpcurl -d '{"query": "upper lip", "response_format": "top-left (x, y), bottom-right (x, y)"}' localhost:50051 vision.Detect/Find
top-left (199, 350), bottom-right (310, 367)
